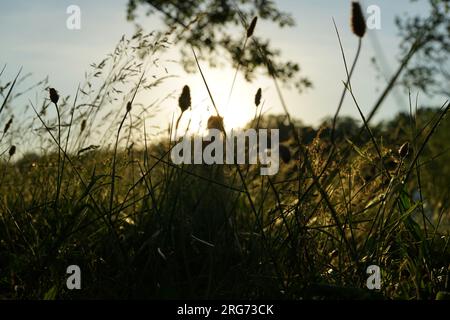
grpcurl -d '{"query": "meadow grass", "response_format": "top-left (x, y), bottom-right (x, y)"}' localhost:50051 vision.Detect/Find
top-left (0, 4), bottom-right (449, 300)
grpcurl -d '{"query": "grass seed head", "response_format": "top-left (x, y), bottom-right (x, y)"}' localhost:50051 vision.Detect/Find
top-left (247, 17), bottom-right (258, 38)
top-left (399, 142), bottom-right (410, 158)
top-left (49, 88), bottom-right (59, 105)
top-left (178, 85), bottom-right (191, 113)
top-left (207, 115), bottom-right (224, 132)
top-left (80, 119), bottom-right (86, 133)
top-left (3, 117), bottom-right (13, 134)
top-left (351, 2), bottom-right (366, 38)
top-left (255, 88), bottom-right (262, 107)
top-left (9, 145), bottom-right (16, 157)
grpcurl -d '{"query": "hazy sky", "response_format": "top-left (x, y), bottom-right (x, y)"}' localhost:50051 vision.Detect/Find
top-left (0, 0), bottom-right (443, 137)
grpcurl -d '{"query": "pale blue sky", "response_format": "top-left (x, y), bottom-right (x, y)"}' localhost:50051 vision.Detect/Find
top-left (0, 0), bottom-right (443, 139)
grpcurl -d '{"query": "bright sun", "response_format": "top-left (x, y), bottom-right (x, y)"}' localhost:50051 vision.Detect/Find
top-left (177, 68), bottom-right (262, 136)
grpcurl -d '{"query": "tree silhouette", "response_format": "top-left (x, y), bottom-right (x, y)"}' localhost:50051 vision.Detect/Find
top-left (126, 0), bottom-right (312, 93)
top-left (396, 0), bottom-right (450, 97)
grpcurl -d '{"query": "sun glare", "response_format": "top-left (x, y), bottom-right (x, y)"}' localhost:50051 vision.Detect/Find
top-left (176, 68), bottom-right (262, 136)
